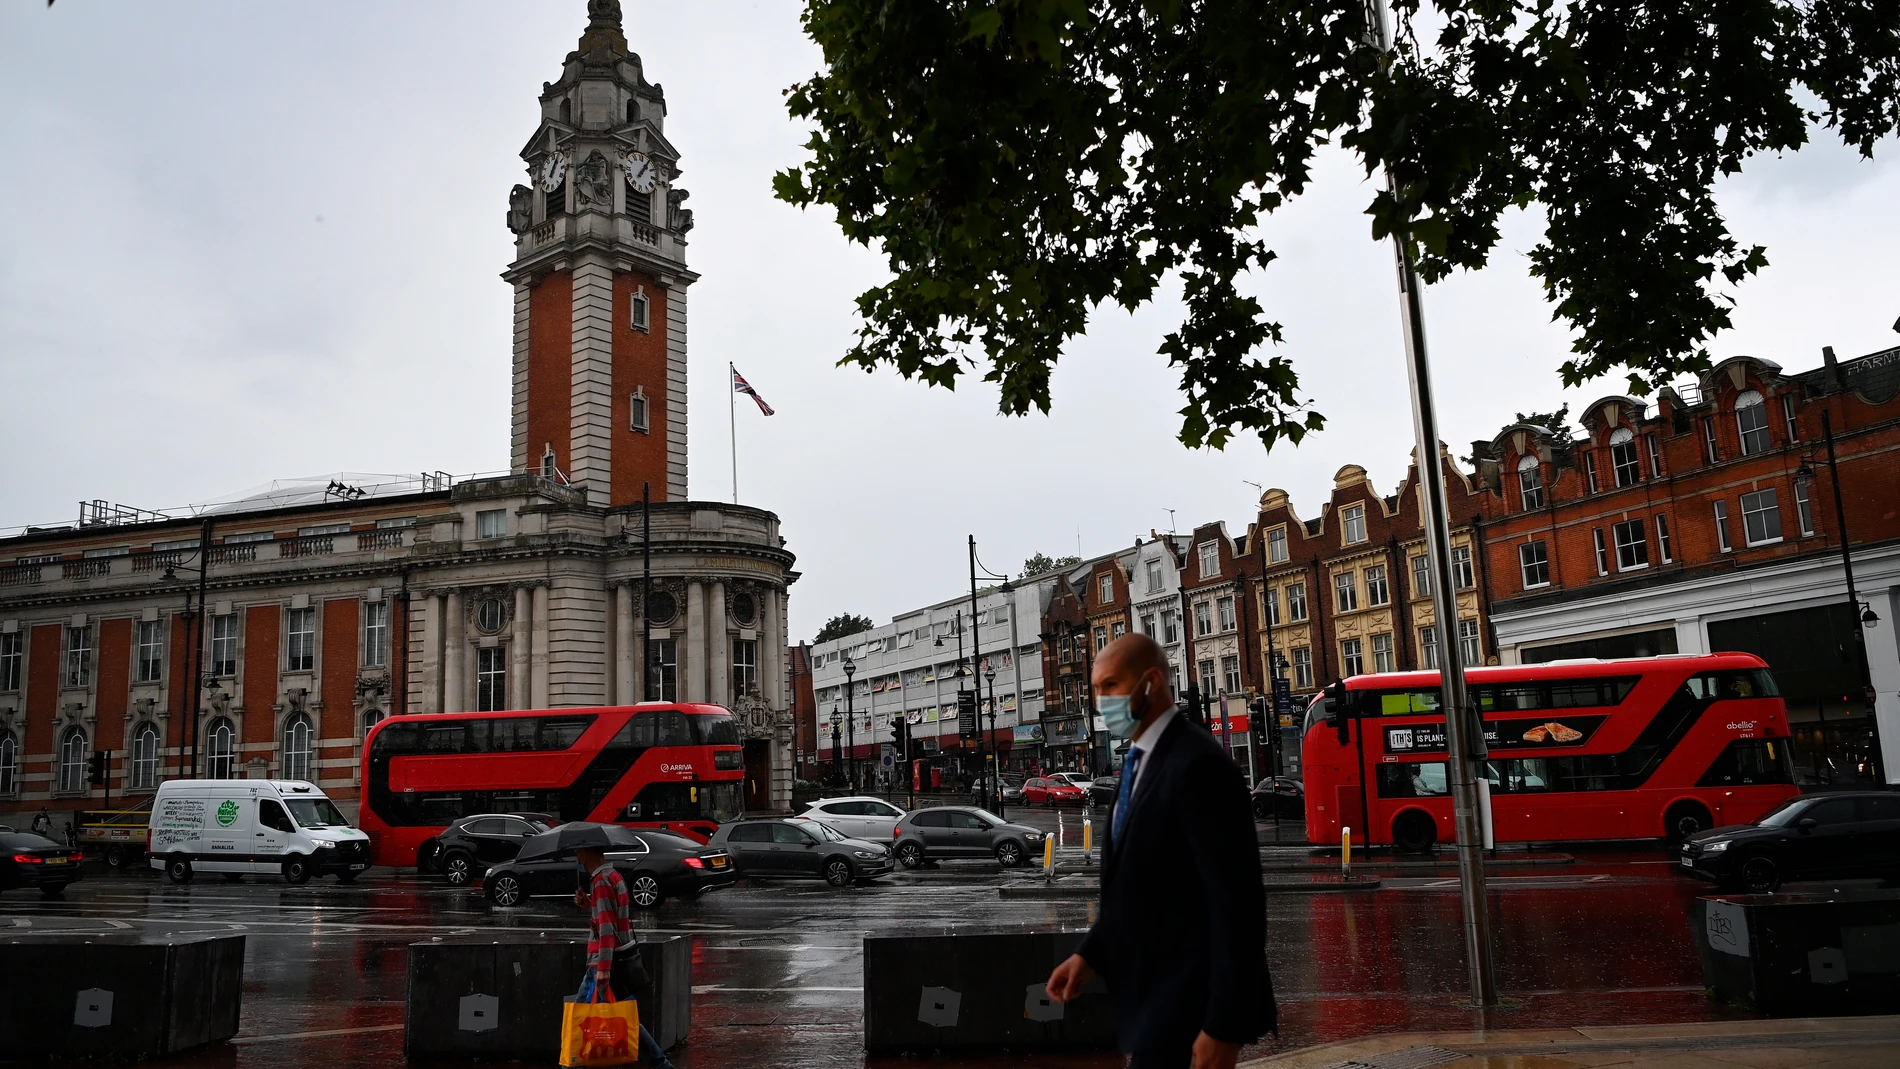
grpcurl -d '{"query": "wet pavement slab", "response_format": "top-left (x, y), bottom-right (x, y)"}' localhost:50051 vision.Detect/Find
top-left (2, 819), bottom-right (1870, 1069)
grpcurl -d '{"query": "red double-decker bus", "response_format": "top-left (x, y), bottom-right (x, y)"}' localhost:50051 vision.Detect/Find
top-left (1302, 653), bottom-right (1798, 851)
top-left (360, 703), bottom-right (743, 868)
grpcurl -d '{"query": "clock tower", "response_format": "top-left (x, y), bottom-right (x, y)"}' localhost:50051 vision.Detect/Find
top-left (503, 0), bottom-right (693, 506)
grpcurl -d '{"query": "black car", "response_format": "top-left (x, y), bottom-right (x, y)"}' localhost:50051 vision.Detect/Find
top-left (1680, 792), bottom-right (1900, 894)
top-left (1086, 775), bottom-right (1120, 809)
top-left (1, 831), bottom-right (84, 897)
top-left (429, 814), bottom-right (550, 886)
top-left (1251, 777), bottom-right (1304, 819)
top-left (416, 812), bottom-right (555, 874)
top-left (707, 817), bottom-right (894, 887)
top-left (482, 825), bottom-right (734, 909)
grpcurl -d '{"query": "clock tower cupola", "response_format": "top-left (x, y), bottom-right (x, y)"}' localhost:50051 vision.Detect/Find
top-left (503, 0), bottom-right (694, 505)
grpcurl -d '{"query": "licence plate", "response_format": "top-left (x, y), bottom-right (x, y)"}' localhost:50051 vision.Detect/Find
top-left (46, 856), bottom-right (68, 865)
top-left (350, 863), bottom-right (367, 870)
top-left (710, 857), bottom-right (727, 868)
top-left (1680, 855), bottom-right (1694, 867)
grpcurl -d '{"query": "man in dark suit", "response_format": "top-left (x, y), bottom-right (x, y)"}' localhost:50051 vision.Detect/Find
top-left (1046, 634), bottom-right (1275, 1069)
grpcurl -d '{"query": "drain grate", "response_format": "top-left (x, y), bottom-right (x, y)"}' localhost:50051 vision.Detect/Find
top-left (1322, 1045), bottom-right (1468, 1069)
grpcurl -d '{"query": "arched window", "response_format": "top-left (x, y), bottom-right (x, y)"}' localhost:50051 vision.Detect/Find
top-left (130, 723), bottom-right (161, 790)
top-left (1735, 389), bottom-right (1769, 455)
top-left (625, 98), bottom-right (637, 123)
top-left (205, 717), bottom-right (235, 779)
top-left (57, 727), bottom-right (88, 793)
top-left (0, 730), bottom-right (17, 796)
top-left (1609, 427), bottom-right (1640, 487)
top-left (282, 713), bottom-right (314, 782)
top-left (1516, 454), bottom-right (1544, 511)
top-left (559, 97), bottom-right (572, 124)
top-left (362, 708), bottom-right (385, 735)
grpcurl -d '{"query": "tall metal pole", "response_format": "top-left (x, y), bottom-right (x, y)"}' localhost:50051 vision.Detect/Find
top-left (968, 537), bottom-right (993, 807)
top-left (728, 363), bottom-right (739, 505)
top-left (1821, 410), bottom-right (1885, 782)
top-left (845, 665), bottom-right (857, 790)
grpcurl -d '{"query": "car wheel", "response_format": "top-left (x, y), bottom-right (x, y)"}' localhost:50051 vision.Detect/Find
top-left (282, 856), bottom-right (313, 885)
top-left (441, 850), bottom-right (476, 887)
top-left (166, 856), bottom-right (194, 884)
top-left (824, 858), bottom-right (854, 888)
top-left (39, 883), bottom-right (69, 897)
top-left (628, 873), bottom-right (664, 909)
top-left (1739, 853), bottom-right (1781, 895)
top-left (896, 842), bottom-right (924, 869)
top-left (486, 873), bottom-right (523, 907)
top-left (995, 840), bottom-right (1025, 868)
top-left (1393, 810), bottom-right (1437, 854)
top-left (1664, 802), bottom-right (1713, 844)
top-left (222, 873), bottom-right (244, 883)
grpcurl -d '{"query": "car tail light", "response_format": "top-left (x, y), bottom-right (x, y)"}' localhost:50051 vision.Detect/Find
top-left (72, 851), bottom-right (83, 862)
top-left (682, 856), bottom-right (705, 869)
top-left (12, 854), bottom-right (43, 864)
top-left (893, 826), bottom-right (902, 839)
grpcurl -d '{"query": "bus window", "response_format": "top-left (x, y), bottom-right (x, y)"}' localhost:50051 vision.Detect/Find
top-left (420, 721), bottom-right (471, 754)
top-left (1375, 691), bottom-right (1439, 716)
top-left (1697, 738), bottom-right (1795, 787)
top-left (1376, 762), bottom-right (1448, 798)
top-left (654, 711), bottom-right (693, 747)
top-left (538, 717), bottom-right (594, 750)
top-left (1303, 697), bottom-right (1331, 737)
top-left (693, 712), bottom-right (741, 745)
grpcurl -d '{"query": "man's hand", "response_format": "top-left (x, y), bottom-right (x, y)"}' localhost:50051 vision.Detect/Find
top-left (573, 888), bottom-right (587, 908)
top-left (1045, 953), bottom-right (1093, 1003)
top-left (1191, 1031), bottom-right (1240, 1069)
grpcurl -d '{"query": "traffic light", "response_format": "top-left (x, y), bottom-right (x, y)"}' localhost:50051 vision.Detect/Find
top-left (889, 717), bottom-right (908, 750)
top-left (88, 750), bottom-right (107, 786)
top-left (1324, 680), bottom-right (1351, 745)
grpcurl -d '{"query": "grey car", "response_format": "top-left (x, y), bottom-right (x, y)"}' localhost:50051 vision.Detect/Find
top-left (706, 817), bottom-right (894, 888)
top-left (892, 805), bottom-right (1047, 869)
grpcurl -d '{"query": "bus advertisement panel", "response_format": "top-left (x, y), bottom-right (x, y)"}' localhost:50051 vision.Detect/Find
top-left (1301, 654), bottom-right (1798, 850)
top-left (360, 703), bottom-right (743, 868)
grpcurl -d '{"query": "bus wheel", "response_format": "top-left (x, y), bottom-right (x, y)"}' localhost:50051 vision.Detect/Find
top-left (1664, 802), bottom-right (1712, 844)
top-left (1393, 811), bottom-right (1437, 854)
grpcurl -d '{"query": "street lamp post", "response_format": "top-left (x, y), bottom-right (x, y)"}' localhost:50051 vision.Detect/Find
top-left (843, 655), bottom-right (857, 790)
top-left (829, 708), bottom-right (842, 785)
top-left (1797, 410), bottom-right (1886, 783)
top-left (985, 663), bottom-right (1003, 818)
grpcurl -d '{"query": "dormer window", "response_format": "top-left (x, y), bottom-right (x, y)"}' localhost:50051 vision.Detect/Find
top-left (629, 286), bottom-right (650, 332)
top-left (1610, 428), bottom-right (1640, 487)
top-left (1341, 504), bottom-right (1367, 545)
top-left (1517, 455), bottom-right (1544, 510)
top-left (1735, 390), bottom-right (1769, 455)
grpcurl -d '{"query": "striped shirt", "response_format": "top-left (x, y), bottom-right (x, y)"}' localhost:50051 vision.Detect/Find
top-left (585, 864), bottom-right (631, 982)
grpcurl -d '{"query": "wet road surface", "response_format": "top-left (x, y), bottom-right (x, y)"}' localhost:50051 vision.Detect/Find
top-left (2, 815), bottom-right (1827, 1068)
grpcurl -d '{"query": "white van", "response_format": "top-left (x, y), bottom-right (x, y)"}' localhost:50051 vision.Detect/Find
top-left (148, 779), bottom-right (372, 884)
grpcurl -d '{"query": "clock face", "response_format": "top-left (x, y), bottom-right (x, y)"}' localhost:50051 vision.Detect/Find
top-left (623, 151), bottom-right (657, 194)
top-left (539, 153), bottom-right (568, 193)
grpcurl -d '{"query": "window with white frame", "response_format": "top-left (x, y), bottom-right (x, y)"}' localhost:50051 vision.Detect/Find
top-left (1095, 625), bottom-right (1109, 651)
top-left (1340, 638), bottom-right (1364, 677)
top-left (130, 723), bottom-right (160, 790)
top-left (1610, 428), bottom-right (1640, 487)
top-left (1140, 612), bottom-right (1157, 637)
top-left (630, 286), bottom-right (651, 332)
top-left (629, 387), bottom-right (649, 433)
top-left (1286, 582), bottom-right (1308, 621)
top-left (1112, 620), bottom-right (1126, 640)
top-left (1198, 542), bottom-right (1220, 578)
top-left (1656, 514), bottom-right (1674, 562)
top-left (135, 620), bottom-right (164, 683)
top-left (542, 447), bottom-right (558, 479)
top-left (282, 713), bottom-right (314, 781)
top-left (1795, 481), bottom-right (1814, 536)
top-left (57, 727), bottom-right (87, 793)
top-left (1584, 452), bottom-right (1600, 493)
top-left (0, 730), bottom-right (16, 795)
top-left (1735, 390), bottom-right (1769, 455)
top-left (1703, 418), bottom-right (1720, 463)
top-left (1194, 602), bottom-right (1212, 637)
top-left (646, 637), bottom-right (678, 701)
top-left (733, 638), bottom-right (759, 699)
top-left (1198, 659), bottom-right (1217, 696)
top-left (0, 632), bottom-right (20, 692)
top-left (287, 607), bottom-right (315, 672)
top-left (65, 624), bottom-right (93, 687)
top-left (1161, 609), bottom-right (1180, 644)
top-left (1781, 394), bottom-right (1800, 442)
top-left (363, 601), bottom-right (389, 667)
top-left (1613, 518), bottom-right (1649, 570)
top-left (1519, 541), bottom-right (1550, 588)
top-left (1646, 435), bottom-right (1664, 478)
top-left (1291, 647), bottom-right (1313, 690)
top-left (1371, 632), bottom-right (1395, 673)
top-left (1334, 571), bottom-right (1358, 612)
top-left (1592, 529), bottom-right (1609, 575)
top-left (1452, 545), bottom-right (1474, 590)
top-left (1267, 527), bottom-right (1288, 563)
top-left (211, 614), bottom-right (238, 676)
top-left (1411, 554), bottom-right (1431, 599)
top-left (1365, 565), bottom-right (1389, 606)
top-left (1419, 625), bottom-right (1439, 669)
top-left (476, 509), bottom-right (506, 540)
top-left (1458, 619), bottom-right (1481, 664)
top-left (1261, 587), bottom-right (1280, 627)
top-left (1741, 488), bottom-right (1782, 545)
top-left (1714, 499), bottom-right (1733, 552)
top-left (1222, 655), bottom-right (1241, 694)
top-left (1216, 596), bottom-right (1235, 631)
top-left (1099, 574), bottom-right (1114, 605)
top-left (1341, 505), bottom-right (1367, 544)
top-left (1145, 559), bottom-right (1163, 592)
top-left (476, 646), bottom-right (507, 711)
top-left (1517, 456), bottom-right (1544, 510)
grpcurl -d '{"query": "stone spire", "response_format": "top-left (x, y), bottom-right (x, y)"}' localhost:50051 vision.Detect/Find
top-left (577, 0), bottom-right (629, 61)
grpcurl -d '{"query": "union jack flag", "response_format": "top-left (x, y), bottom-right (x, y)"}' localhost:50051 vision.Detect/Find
top-left (731, 365), bottom-right (775, 416)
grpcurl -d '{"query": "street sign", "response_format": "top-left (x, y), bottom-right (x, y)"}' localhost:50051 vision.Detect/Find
top-left (1272, 677), bottom-right (1291, 702)
top-left (957, 690), bottom-right (978, 738)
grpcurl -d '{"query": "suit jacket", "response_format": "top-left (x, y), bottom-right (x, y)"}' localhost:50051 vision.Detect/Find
top-left (1077, 713), bottom-right (1276, 1053)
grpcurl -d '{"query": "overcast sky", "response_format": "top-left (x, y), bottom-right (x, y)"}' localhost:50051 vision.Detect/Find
top-left (3, 2), bottom-right (1896, 644)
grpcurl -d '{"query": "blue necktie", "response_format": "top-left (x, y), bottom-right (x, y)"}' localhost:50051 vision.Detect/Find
top-left (1111, 749), bottom-right (1143, 846)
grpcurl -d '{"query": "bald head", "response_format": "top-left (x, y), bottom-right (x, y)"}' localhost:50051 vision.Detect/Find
top-left (1093, 633), bottom-right (1174, 731)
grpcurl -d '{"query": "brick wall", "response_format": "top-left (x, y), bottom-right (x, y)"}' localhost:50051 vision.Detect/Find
top-left (526, 270), bottom-right (575, 480)
top-left (244, 605), bottom-right (279, 745)
top-left (611, 270), bottom-right (671, 505)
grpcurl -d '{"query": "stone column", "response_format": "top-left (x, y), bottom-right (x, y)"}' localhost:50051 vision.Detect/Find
top-left (530, 584), bottom-right (550, 708)
top-left (683, 581), bottom-right (705, 703)
top-left (707, 581), bottom-right (729, 706)
top-left (419, 594), bottom-right (444, 714)
top-left (762, 587), bottom-right (783, 708)
top-left (614, 585), bottom-right (636, 705)
top-left (511, 587), bottom-right (532, 710)
top-left (441, 591), bottom-right (464, 714)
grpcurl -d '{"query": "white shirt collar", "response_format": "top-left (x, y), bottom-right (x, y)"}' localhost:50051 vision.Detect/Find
top-left (1130, 707), bottom-right (1176, 753)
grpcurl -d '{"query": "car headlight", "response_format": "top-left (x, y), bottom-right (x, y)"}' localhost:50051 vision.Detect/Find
top-left (316, 841), bottom-right (337, 849)
top-left (853, 850), bottom-right (879, 859)
top-left (1023, 832), bottom-right (1044, 841)
top-left (1700, 840), bottom-right (1729, 854)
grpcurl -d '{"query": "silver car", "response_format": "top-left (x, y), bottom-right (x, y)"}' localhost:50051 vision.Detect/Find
top-left (892, 805), bottom-right (1047, 868)
top-left (799, 795), bottom-right (907, 842)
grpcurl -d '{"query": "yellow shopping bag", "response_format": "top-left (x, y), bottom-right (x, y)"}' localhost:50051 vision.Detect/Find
top-left (559, 978), bottom-right (640, 1068)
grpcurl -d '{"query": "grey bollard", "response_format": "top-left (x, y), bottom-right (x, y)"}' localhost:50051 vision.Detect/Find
top-left (0, 933), bottom-right (245, 1059)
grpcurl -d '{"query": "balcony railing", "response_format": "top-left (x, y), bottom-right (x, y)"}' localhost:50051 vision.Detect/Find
top-left (131, 550), bottom-right (189, 573)
top-left (208, 544), bottom-right (256, 565)
top-left (358, 529), bottom-right (405, 551)
top-left (62, 560), bottom-right (111, 579)
top-left (0, 564), bottom-right (40, 586)
top-left (278, 535), bottom-right (334, 559)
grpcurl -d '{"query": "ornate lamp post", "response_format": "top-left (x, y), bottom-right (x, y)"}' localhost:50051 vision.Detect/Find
top-left (842, 655), bottom-right (858, 790)
top-left (985, 662), bottom-right (1004, 817)
top-left (829, 706), bottom-right (842, 785)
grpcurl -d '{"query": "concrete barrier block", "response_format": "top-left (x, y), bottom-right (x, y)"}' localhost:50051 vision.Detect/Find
top-left (0, 933), bottom-right (244, 1059)
top-left (864, 931), bottom-right (1115, 1054)
top-left (1690, 890), bottom-right (1900, 1014)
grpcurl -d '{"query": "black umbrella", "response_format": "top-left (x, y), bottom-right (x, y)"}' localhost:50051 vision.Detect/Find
top-left (516, 821), bottom-right (644, 863)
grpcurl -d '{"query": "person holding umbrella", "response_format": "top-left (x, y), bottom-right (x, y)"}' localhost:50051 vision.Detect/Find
top-left (564, 824), bottom-right (675, 1069)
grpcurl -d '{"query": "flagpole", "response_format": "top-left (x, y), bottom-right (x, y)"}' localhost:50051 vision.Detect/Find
top-left (729, 362), bottom-right (739, 505)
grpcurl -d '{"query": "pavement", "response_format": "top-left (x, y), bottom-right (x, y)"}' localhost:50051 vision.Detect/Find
top-left (6, 810), bottom-right (1897, 1068)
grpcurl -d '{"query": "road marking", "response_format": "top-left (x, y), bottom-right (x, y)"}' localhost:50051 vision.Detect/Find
top-left (10, 919), bottom-right (29, 928)
top-left (103, 920), bottom-right (132, 929)
top-left (232, 1023), bottom-right (404, 1044)
top-left (693, 985), bottom-right (863, 994)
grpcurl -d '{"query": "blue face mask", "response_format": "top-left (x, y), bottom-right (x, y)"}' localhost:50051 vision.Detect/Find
top-left (1098, 678), bottom-right (1152, 739)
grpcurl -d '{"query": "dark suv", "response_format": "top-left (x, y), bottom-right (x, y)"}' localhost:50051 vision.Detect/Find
top-left (1680, 792), bottom-right (1900, 893)
top-left (431, 814), bottom-right (550, 886)
top-left (707, 817), bottom-right (893, 888)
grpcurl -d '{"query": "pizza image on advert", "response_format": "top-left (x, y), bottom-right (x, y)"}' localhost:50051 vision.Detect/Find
top-left (1521, 725), bottom-right (1549, 743)
top-left (1521, 722), bottom-right (1584, 743)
